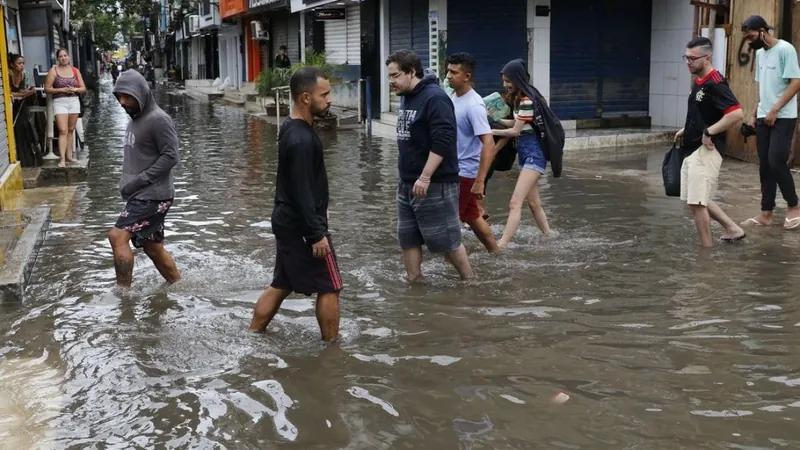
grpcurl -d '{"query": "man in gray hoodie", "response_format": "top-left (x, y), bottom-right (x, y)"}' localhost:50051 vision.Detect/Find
top-left (109, 70), bottom-right (180, 288)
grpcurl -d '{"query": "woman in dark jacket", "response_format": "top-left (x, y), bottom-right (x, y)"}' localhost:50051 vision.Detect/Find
top-left (9, 53), bottom-right (43, 168)
top-left (491, 59), bottom-right (554, 248)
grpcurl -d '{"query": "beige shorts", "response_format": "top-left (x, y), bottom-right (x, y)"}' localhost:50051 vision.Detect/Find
top-left (680, 145), bottom-right (722, 206)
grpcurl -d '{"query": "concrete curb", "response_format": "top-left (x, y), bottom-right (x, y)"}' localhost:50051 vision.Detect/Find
top-left (0, 207), bottom-right (51, 303)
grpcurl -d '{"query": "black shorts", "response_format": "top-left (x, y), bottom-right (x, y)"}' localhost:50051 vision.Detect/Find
top-left (270, 234), bottom-right (343, 296)
top-left (114, 198), bottom-right (174, 248)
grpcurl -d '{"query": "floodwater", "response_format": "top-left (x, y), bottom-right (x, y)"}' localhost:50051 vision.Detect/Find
top-left (2, 79), bottom-right (800, 450)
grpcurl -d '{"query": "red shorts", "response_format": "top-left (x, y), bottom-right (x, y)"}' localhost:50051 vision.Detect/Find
top-left (458, 176), bottom-right (481, 222)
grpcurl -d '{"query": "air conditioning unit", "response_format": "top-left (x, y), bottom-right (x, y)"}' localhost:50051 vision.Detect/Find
top-left (189, 15), bottom-right (200, 35)
top-left (250, 21), bottom-right (268, 40)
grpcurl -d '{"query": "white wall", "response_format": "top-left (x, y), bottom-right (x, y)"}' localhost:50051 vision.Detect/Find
top-left (649, 0), bottom-right (694, 128)
top-left (529, 0), bottom-right (550, 103)
top-left (219, 26), bottom-right (243, 89)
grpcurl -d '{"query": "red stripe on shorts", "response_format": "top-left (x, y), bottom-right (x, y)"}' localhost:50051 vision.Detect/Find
top-left (325, 252), bottom-right (343, 291)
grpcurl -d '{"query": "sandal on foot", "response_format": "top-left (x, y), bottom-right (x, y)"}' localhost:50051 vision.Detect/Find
top-left (720, 233), bottom-right (746, 243)
top-left (785, 217), bottom-right (800, 230)
top-left (741, 217), bottom-right (770, 226)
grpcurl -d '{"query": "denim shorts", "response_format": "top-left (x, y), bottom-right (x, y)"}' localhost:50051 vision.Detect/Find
top-left (396, 181), bottom-right (462, 253)
top-left (517, 133), bottom-right (547, 174)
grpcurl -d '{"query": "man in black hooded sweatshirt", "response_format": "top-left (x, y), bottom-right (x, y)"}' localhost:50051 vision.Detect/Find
top-left (386, 50), bottom-right (473, 281)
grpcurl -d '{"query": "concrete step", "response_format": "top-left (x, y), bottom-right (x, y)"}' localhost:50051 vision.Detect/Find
top-left (0, 207), bottom-right (50, 303)
top-left (32, 156), bottom-right (90, 186)
top-left (330, 107), bottom-right (360, 126)
top-left (222, 91), bottom-right (247, 105)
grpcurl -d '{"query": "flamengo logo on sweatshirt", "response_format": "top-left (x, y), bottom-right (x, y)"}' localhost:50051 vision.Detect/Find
top-left (124, 130), bottom-right (136, 147)
top-left (396, 109), bottom-right (416, 141)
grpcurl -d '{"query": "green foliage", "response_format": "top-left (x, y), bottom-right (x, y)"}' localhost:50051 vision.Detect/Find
top-left (255, 49), bottom-right (344, 99)
top-left (290, 49), bottom-right (343, 79)
top-left (69, 0), bottom-right (161, 51)
top-left (254, 68), bottom-right (292, 99)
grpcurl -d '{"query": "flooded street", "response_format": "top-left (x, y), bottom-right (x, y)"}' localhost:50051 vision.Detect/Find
top-left (3, 80), bottom-right (800, 449)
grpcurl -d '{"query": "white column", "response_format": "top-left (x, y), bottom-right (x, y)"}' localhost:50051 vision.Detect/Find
top-left (379, 0), bottom-right (389, 113)
top-left (300, 11), bottom-right (306, 62)
top-left (649, 0), bottom-right (694, 127)
top-left (528, 0), bottom-right (550, 103)
top-left (428, 0), bottom-right (446, 77)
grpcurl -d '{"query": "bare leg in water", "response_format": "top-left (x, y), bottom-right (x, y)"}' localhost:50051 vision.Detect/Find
top-left (249, 287), bottom-right (340, 341)
top-left (498, 169), bottom-right (549, 248)
top-left (143, 241), bottom-right (181, 284)
top-left (405, 245), bottom-right (474, 281)
top-left (691, 201), bottom-right (745, 247)
top-left (108, 228), bottom-right (135, 288)
top-left (108, 228), bottom-right (181, 287)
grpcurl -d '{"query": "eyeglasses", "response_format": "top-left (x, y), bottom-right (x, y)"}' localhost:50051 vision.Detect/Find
top-left (682, 55), bottom-right (708, 63)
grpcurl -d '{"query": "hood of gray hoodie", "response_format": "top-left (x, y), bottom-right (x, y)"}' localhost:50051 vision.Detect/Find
top-left (112, 70), bottom-right (180, 201)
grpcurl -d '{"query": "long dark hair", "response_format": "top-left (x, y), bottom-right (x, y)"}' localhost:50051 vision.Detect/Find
top-left (8, 53), bottom-right (23, 68)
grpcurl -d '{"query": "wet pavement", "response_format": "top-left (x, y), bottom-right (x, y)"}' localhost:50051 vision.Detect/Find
top-left (2, 78), bottom-right (800, 449)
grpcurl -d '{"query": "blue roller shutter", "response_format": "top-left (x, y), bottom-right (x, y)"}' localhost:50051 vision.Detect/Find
top-left (447, 0), bottom-right (527, 98)
top-left (389, 0), bottom-right (429, 67)
top-left (389, 0), bottom-right (429, 111)
top-left (599, 0), bottom-right (651, 116)
top-left (550, 0), bottom-right (599, 120)
top-left (551, 0), bottom-right (651, 119)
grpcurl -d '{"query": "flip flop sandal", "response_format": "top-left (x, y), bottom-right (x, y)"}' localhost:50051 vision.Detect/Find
top-left (785, 217), bottom-right (800, 230)
top-left (720, 233), bottom-right (746, 243)
top-left (741, 218), bottom-right (769, 226)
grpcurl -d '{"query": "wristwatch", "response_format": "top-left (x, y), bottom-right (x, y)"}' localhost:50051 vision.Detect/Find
top-left (703, 128), bottom-right (713, 137)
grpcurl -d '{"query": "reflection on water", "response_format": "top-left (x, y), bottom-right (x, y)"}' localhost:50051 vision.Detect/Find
top-left (2, 79), bottom-right (800, 449)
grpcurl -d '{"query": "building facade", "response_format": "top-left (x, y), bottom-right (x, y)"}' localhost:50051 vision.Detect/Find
top-left (366, 0), bottom-right (702, 131)
top-left (219, 0), bottom-right (247, 89)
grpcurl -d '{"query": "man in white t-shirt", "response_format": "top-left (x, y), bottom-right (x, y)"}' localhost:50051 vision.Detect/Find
top-left (741, 15), bottom-right (800, 230)
top-left (446, 53), bottom-right (498, 253)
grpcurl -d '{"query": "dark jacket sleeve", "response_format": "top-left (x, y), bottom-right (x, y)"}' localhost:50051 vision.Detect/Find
top-left (287, 142), bottom-right (326, 244)
top-left (427, 93), bottom-right (457, 157)
top-left (121, 115), bottom-right (180, 195)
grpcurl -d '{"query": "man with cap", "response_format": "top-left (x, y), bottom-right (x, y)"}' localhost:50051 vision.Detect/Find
top-left (741, 15), bottom-right (800, 230)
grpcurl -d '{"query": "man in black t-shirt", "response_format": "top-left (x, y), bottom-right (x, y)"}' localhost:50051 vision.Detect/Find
top-left (249, 67), bottom-right (342, 342)
top-left (675, 37), bottom-right (746, 247)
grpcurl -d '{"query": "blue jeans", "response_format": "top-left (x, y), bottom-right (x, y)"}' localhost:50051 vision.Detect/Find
top-left (517, 133), bottom-right (547, 174)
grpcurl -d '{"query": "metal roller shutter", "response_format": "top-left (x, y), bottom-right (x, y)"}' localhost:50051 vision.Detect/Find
top-left (550, 0), bottom-right (651, 119)
top-left (271, 15), bottom-right (288, 67)
top-left (388, 0), bottom-right (429, 112)
top-left (287, 14), bottom-right (300, 66)
top-left (598, 0), bottom-right (651, 116)
top-left (324, 17), bottom-right (347, 64)
top-left (446, 0), bottom-right (527, 98)
top-left (346, 5), bottom-right (360, 64)
top-left (550, 0), bottom-right (598, 120)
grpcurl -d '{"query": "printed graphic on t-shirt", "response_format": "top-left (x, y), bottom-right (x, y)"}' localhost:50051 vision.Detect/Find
top-left (396, 109), bottom-right (417, 141)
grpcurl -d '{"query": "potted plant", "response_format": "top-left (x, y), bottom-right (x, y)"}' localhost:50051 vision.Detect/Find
top-left (255, 68), bottom-right (291, 116)
top-left (289, 49), bottom-right (342, 129)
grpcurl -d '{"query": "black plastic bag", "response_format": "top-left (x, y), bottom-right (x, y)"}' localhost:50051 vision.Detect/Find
top-left (662, 144), bottom-right (683, 197)
top-left (488, 119), bottom-right (518, 174)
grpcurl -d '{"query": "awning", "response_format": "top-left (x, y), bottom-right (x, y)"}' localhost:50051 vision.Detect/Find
top-left (248, 0), bottom-right (288, 15)
top-left (290, 0), bottom-right (339, 13)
